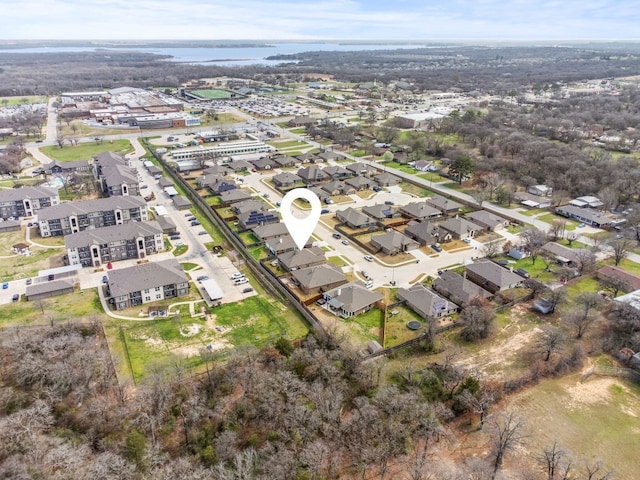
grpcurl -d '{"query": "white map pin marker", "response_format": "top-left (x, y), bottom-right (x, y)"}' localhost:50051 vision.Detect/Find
top-left (280, 188), bottom-right (322, 250)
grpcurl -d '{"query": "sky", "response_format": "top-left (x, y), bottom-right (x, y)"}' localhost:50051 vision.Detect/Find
top-left (1, 0), bottom-right (639, 42)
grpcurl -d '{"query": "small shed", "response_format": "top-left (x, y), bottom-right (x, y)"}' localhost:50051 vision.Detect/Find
top-left (367, 340), bottom-right (384, 354)
top-left (12, 243), bottom-right (30, 255)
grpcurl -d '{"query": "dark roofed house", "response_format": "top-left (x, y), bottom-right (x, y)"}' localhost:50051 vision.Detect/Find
top-left (291, 264), bottom-right (347, 295)
top-left (202, 165), bottom-right (233, 176)
top-left (157, 177), bottom-right (174, 189)
top-left (336, 207), bottom-right (375, 229)
top-left (297, 152), bottom-right (317, 164)
top-left (251, 157), bottom-right (277, 170)
top-left (374, 172), bottom-right (400, 187)
top-left (400, 202), bottom-right (442, 221)
top-left (466, 210), bottom-right (510, 232)
top-left (541, 242), bottom-right (590, 267)
top-left (597, 266), bottom-right (640, 292)
top-left (345, 176), bottom-right (373, 191)
top-left (404, 221), bottom-right (438, 246)
top-left (266, 234), bottom-right (300, 255)
top-left (345, 162), bottom-right (376, 177)
top-left (433, 270), bottom-right (493, 306)
top-left (398, 283), bottom-right (458, 318)
top-left (226, 160), bottom-right (252, 172)
top-left (231, 199), bottom-right (267, 216)
top-left (288, 116), bottom-right (316, 128)
top-left (272, 172), bottom-right (303, 188)
top-left (370, 231), bottom-right (419, 255)
top-left (317, 151), bottom-right (343, 163)
top-left (323, 165), bottom-right (351, 180)
top-left (323, 281), bottom-right (383, 317)
top-left (220, 189), bottom-right (252, 205)
top-left (278, 246), bottom-right (326, 271)
top-left (238, 209), bottom-right (279, 229)
top-left (439, 217), bottom-right (483, 240)
top-left (297, 166), bottom-right (330, 184)
top-left (271, 155), bottom-right (300, 168)
top-left (253, 222), bottom-right (289, 242)
top-left (555, 204), bottom-right (615, 228)
top-left (425, 195), bottom-right (463, 214)
top-left (363, 203), bottom-right (401, 221)
top-left (322, 180), bottom-right (354, 196)
top-left (465, 260), bottom-right (524, 294)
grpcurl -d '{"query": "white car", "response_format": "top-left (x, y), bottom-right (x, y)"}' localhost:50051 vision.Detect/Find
top-left (234, 278), bottom-right (249, 285)
top-left (230, 272), bottom-right (245, 280)
top-left (364, 255), bottom-right (374, 262)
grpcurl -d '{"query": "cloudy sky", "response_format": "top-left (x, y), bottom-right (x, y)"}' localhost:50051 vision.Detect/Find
top-left (1, 0), bottom-right (638, 41)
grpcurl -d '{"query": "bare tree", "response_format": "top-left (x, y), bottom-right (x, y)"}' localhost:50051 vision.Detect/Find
top-left (548, 219), bottom-right (567, 242)
top-left (536, 440), bottom-right (573, 480)
top-left (482, 240), bottom-right (501, 259)
top-left (488, 411), bottom-right (526, 479)
top-left (460, 386), bottom-right (495, 428)
top-left (535, 325), bottom-right (566, 361)
top-left (522, 228), bottom-right (547, 265)
top-left (574, 249), bottom-right (598, 275)
top-left (607, 236), bottom-right (633, 266)
top-left (583, 459), bottom-right (614, 480)
top-left (459, 297), bottom-right (496, 342)
top-left (600, 274), bottom-right (631, 298)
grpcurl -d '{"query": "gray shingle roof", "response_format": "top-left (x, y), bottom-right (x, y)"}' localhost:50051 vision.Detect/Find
top-left (64, 220), bottom-right (162, 249)
top-left (291, 264), bottom-right (346, 289)
top-left (37, 196), bottom-right (146, 221)
top-left (397, 283), bottom-right (457, 318)
top-left (324, 281), bottom-right (383, 314)
top-left (0, 185), bottom-right (58, 202)
top-left (107, 258), bottom-right (187, 297)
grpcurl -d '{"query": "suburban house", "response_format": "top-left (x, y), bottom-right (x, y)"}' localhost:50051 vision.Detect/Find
top-left (266, 234), bottom-right (304, 255)
top-left (93, 151), bottom-right (140, 197)
top-left (106, 258), bottom-right (190, 311)
top-left (202, 165), bottom-right (233, 176)
top-left (345, 176), bottom-right (372, 191)
top-left (400, 202), bottom-right (442, 221)
top-left (413, 160), bottom-right (436, 172)
top-left (252, 222), bottom-right (289, 243)
top-left (297, 152), bottom-right (317, 164)
top-left (271, 155), bottom-right (300, 168)
top-left (597, 265), bottom-right (640, 292)
top-left (404, 220), bottom-right (438, 246)
top-left (297, 166), bottom-right (330, 184)
top-left (541, 242), bottom-right (591, 267)
top-left (569, 195), bottom-right (604, 209)
top-left (398, 283), bottom-right (458, 318)
top-left (363, 203), bottom-right (401, 222)
top-left (231, 199), bottom-right (267, 216)
top-left (317, 151), bottom-right (344, 163)
top-left (237, 207), bottom-right (279, 229)
top-left (37, 196), bottom-right (148, 237)
top-left (336, 207), bottom-right (375, 229)
top-left (219, 189), bottom-right (252, 205)
top-left (277, 246), bottom-right (326, 271)
top-left (323, 281), bottom-right (383, 318)
top-left (465, 210), bottom-right (510, 232)
top-left (346, 162), bottom-right (376, 177)
top-left (196, 175), bottom-right (237, 195)
top-left (393, 151), bottom-right (411, 164)
top-left (0, 185), bottom-right (60, 220)
top-left (433, 270), bottom-right (493, 307)
top-left (555, 204), bottom-right (615, 228)
top-left (424, 195), bottom-right (463, 215)
top-left (272, 172), bottom-right (303, 188)
top-left (371, 231), bottom-right (419, 255)
top-left (323, 165), bottom-right (351, 180)
top-left (322, 180), bottom-right (355, 196)
top-left (464, 260), bottom-right (525, 294)
top-left (251, 157), bottom-right (278, 170)
top-left (226, 160), bottom-right (252, 172)
top-left (528, 185), bottom-right (553, 196)
top-left (514, 191), bottom-right (552, 209)
top-left (374, 172), bottom-right (400, 187)
top-left (291, 264), bottom-right (347, 295)
top-left (438, 217), bottom-right (483, 240)
top-left (65, 220), bottom-right (164, 267)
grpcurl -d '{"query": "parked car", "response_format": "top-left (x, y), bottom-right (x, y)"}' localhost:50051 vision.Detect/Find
top-left (384, 200), bottom-right (394, 205)
top-left (364, 255), bottom-right (374, 262)
top-left (462, 238), bottom-right (472, 243)
top-left (321, 209), bottom-right (330, 214)
top-left (372, 186), bottom-right (382, 192)
top-left (174, 241), bottom-right (185, 247)
top-left (190, 220), bottom-right (201, 226)
top-left (25, 278), bottom-right (32, 285)
top-left (431, 243), bottom-right (442, 252)
top-left (332, 233), bottom-right (341, 239)
top-left (341, 239), bottom-right (349, 245)
top-left (102, 275), bottom-right (108, 284)
top-left (230, 272), bottom-right (245, 280)
top-left (196, 275), bottom-right (209, 282)
top-left (12, 294), bottom-right (19, 302)
top-left (2, 282), bottom-right (7, 289)
top-left (234, 278), bottom-right (249, 285)
top-left (242, 287), bottom-right (254, 293)
top-left (578, 223), bottom-right (585, 228)
top-left (198, 230), bottom-right (208, 235)
top-left (361, 271), bottom-right (370, 279)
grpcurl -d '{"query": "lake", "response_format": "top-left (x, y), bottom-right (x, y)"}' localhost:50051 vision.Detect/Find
top-left (0, 42), bottom-right (430, 67)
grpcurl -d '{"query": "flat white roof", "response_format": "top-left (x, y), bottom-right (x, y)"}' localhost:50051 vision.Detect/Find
top-left (201, 278), bottom-right (224, 301)
top-left (154, 206), bottom-right (169, 216)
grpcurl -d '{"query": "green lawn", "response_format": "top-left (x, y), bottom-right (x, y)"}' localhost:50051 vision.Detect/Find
top-left (326, 256), bottom-right (349, 268)
top-left (384, 305), bottom-right (425, 348)
top-left (399, 182), bottom-right (432, 197)
top-left (341, 307), bottom-right (384, 344)
top-left (0, 95), bottom-right (48, 106)
top-left (40, 139), bottom-right (133, 162)
top-left (564, 276), bottom-right (602, 296)
top-left (381, 161), bottom-right (416, 174)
